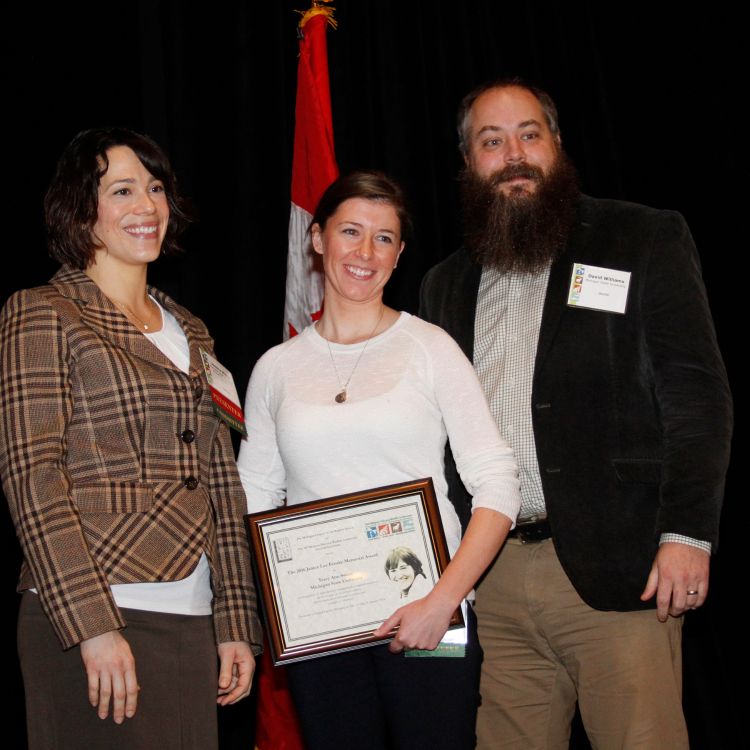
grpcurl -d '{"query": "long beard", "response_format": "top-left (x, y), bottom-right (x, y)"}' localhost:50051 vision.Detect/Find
top-left (460, 152), bottom-right (580, 273)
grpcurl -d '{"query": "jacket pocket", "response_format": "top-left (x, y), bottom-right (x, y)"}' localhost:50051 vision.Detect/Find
top-left (72, 481), bottom-right (154, 513)
top-left (612, 459), bottom-right (662, 484)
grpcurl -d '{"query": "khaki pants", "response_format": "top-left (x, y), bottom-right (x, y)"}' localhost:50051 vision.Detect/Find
top-left (474, 538), bottom-right (688, 750)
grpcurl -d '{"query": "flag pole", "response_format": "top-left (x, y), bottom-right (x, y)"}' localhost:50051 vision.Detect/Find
top-left (255, 8), bottom-right (338, 748)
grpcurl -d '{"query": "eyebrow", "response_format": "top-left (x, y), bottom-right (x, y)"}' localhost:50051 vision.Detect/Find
top-left (336, 221), bottom-right (397, 235)
top-left (101, 177), bottom-right (136, 189)
top-left (102, 176), bottom-right (163, 191)
top-left (476, 125), bottom-right (502, 138)
top-left (475, 118), bottom-right (543, 138)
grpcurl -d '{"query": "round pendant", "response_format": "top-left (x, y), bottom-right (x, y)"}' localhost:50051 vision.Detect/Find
top-left (335, 390), bottom-right (347, 403)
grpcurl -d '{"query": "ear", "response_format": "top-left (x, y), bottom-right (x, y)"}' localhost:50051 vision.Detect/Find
top-left (393, 241), bottom-right (405, 269)
top-left (311, 224), bottom-right (323, 255)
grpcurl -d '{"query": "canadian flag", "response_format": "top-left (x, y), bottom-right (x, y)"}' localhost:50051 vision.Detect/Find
top-left (284, 9), bottom-right (339, 339)
top-left (254, 8), bottom-right (338, 750)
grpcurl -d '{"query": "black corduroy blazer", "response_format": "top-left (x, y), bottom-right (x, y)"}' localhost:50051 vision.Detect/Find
top-left (419, 195), bottom-right (732, 611)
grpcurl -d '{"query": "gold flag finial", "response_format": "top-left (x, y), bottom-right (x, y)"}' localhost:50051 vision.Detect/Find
top-left (296, 0), bottom-right (337, 30)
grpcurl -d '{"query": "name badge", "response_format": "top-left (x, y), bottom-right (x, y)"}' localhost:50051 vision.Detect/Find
top-left (567, 263), bottom-right (631, 314)
top-left (200, 348), bottom-right (247, 436)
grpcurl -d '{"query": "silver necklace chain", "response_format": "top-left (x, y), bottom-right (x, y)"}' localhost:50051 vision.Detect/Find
top-left (323, 306), bottom-right (385, 404)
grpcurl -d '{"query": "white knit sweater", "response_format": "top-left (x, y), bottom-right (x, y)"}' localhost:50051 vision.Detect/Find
top-left (238, 313), bottom-right (520, 557)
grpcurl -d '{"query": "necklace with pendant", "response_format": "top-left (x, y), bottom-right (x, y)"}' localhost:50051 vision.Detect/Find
top-left (324, 306), bottom-right (385, 404)
top-left (112, 296), bottom-right (156, 332)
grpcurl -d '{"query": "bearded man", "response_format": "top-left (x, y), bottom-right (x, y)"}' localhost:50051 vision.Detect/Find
top-left (419, 79), bottom-right (732, 749)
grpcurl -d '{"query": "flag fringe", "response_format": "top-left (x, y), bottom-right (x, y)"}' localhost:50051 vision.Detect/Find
top-left (296, 1), bottom-right (337, 30)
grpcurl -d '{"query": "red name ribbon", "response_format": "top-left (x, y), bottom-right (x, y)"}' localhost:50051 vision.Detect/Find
top-left (210, 386), bottom-right (244, 422)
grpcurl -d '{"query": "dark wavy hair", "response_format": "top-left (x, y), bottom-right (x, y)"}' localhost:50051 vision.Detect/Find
top-left (44, 127), bottom-right (190, 269)
top-left (311, 170), bottom-right (413, 244)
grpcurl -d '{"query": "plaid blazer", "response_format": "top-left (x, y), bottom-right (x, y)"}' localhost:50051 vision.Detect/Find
top-left (0, 266), bottom-right (262, 651)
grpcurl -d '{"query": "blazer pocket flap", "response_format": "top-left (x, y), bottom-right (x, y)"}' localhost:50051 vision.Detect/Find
top-left (612, 459), bottom-right (662, 484)
top-left (73, 482), bottom-right (154, 513)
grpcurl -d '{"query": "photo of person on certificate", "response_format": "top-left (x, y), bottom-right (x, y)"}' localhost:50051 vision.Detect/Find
top-left (238, 171), bottom-right (520, 749)
top-left (385, 547), bottom-right (431, 601)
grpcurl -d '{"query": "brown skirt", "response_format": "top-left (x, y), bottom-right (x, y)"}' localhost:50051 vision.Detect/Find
top-left (17, 592), bottom-right (218, 750)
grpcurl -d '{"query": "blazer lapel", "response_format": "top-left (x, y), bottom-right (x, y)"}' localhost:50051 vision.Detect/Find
top-left (50, 266), bottom-right (184, 372)
top-left (453, 249), bottom-right (482, 360)
top-left (534, 198), bottom-right (594, 370)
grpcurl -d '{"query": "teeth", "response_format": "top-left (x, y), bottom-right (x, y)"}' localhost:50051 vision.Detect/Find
top-left (126, 225), bottom-right (158, 235)
top-left (345, 265), bottom-right (374, 278)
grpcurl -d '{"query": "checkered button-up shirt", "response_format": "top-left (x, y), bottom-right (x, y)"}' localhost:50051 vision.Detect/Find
top-left (474, 263), bottom-right (710, 553)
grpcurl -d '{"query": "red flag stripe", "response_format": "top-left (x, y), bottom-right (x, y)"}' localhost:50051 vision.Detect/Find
top-left (258, 11), bottom-right (339, 749)
top-left (290, 13), bottom-right (338, 213)
top-left (283, 11), bottom-right (339, 340)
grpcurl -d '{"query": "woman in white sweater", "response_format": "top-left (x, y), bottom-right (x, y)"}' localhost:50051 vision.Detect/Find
top-left (238, 171), bottom-right (520, 749)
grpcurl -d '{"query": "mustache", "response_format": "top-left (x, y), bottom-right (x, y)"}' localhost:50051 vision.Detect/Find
top-left (487, 164), bottom-right (545, 188)
top-left (459, 149), bottom-right (580, 274)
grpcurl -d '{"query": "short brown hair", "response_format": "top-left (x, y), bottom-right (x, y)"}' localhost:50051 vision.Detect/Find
top-left (384, 547), bottom-right (425, 578)
top-left (311, 170), bottom-right (413, 243)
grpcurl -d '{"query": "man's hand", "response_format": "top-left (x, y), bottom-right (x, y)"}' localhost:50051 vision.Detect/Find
top-left (79, 630), bottom-right (138, 723)
top-left (216, 641), bottom-right (255, 706)
top-left (640, 542), bottom-right (710, 622)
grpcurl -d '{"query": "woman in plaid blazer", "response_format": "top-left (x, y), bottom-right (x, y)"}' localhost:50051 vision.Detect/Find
top-left (0, 129), bottom-right (262, 749)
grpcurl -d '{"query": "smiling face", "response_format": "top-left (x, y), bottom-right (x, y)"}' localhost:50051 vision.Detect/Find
top-left (91, 146), bottom-right (169, 271)
top-left (311, 197), bottom-right (405, 306)
top-left (464, 86), bottom-right (560, 197)
top-left (388, 561), bottom-right (416, 593)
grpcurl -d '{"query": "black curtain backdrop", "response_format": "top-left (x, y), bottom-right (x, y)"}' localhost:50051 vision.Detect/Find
top-left (2, 2), bottom-right (742, 748)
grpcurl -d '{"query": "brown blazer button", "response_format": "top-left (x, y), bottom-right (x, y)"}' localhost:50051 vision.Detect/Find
top-left (181, 429), bottom-right (195, 444)
top-left (184, 476), bottom-right (199, 490)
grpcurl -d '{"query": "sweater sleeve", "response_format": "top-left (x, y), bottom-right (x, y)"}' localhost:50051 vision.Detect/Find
top-left (422, 323), bottom-right (521, 524)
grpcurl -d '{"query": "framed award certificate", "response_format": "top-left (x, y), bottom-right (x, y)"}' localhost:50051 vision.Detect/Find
top-left (245, 478), bottom-right (462, 664)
